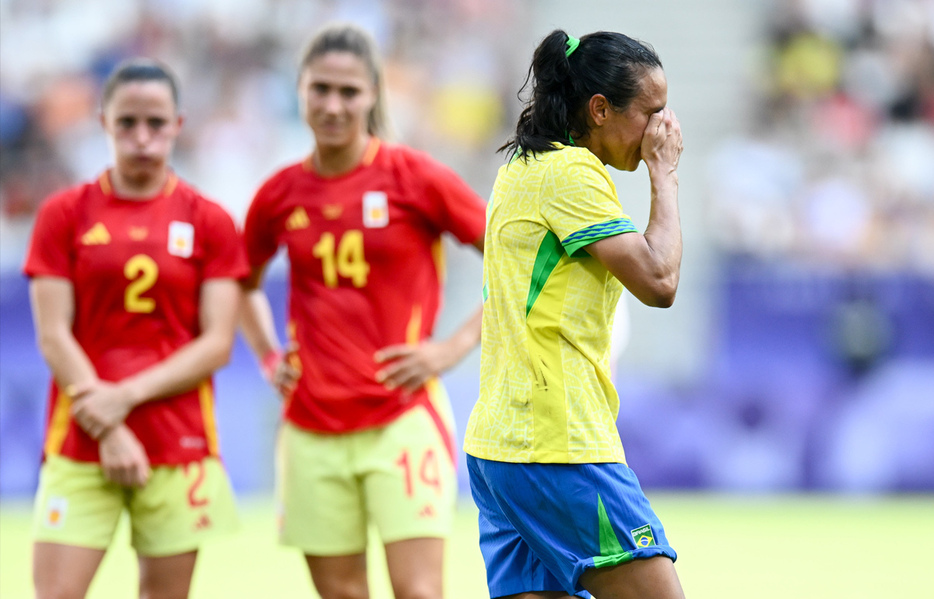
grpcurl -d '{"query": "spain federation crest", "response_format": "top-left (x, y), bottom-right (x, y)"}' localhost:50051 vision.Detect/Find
top-left (362, 191), bottom-right (389, 228)
top-left (168, 221), bottom-right (194, 258)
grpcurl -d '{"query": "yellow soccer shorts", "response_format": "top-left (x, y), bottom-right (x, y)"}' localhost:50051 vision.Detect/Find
top-left (277, 391), bottom-right (458, 555)
top-left (33, 454), bottom-right (238, 557)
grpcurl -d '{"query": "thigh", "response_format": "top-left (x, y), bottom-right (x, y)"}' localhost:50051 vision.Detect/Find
top-left (468, 457), bottom-right (677, 596)
top-left (277, 422), bottom-right (367, 555)
top-left (360, 402), bottom-right (457, 544)
top-left (384, 537), bottom-right (443, 599)
top-left (305, 553), bottom-right (368, 599)
top-left (33, 455), bottom-right (125, 551)
top-left (466, 456), bottom-right (576, 598)
top-left (33, 542), bottom-right (106, 599)
top-left (138, 551), bottom-right (198, 599)
top-left (578, 556), bottom-right (684, 599)
top-left (128, 457), bottom-right (238, 557)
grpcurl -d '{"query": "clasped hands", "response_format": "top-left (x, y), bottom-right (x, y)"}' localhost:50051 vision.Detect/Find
top-left (68, 381), bottom-right (150, 487)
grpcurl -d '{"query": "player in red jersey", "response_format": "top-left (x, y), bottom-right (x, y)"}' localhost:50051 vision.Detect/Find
top-left (23, 59), bottom-right (247, 599)
top-left (240, 23), bottom-right (486, 599)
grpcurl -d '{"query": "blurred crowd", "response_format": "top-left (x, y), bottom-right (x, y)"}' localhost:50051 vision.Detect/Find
top-left (0, 0), bottom-right (530, 270)
top-left (707, 0), bottom-right (934, 273)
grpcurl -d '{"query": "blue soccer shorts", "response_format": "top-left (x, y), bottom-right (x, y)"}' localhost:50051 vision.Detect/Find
top-left (467, 455), bottom-right (677, 598)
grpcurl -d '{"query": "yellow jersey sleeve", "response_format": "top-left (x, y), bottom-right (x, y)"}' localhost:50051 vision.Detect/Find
top-left (540, 149), bottom-right (639, 256)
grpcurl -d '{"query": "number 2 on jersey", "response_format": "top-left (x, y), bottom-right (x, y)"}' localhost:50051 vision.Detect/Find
top-left (312, 230), bottom-right (370, 288)
top-left (124, 254), bottom-right (159, 313)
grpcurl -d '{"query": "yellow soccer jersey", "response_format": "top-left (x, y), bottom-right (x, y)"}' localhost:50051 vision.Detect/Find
top-left (464, 144), bottom-right (638, 464)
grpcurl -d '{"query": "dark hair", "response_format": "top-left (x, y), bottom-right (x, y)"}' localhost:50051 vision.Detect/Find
top-left (501, 30), bottom-right (662, 161)
top-left (101, 58), bottom-right (180, 110)
top-left (300, 23), bottom-right (390, 138)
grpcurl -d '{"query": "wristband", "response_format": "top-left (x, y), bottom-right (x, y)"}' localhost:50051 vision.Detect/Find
top-left (260, 350), bottom-right (283, 381)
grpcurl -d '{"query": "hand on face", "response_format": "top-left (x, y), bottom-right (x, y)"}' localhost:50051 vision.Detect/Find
top-left (640, 106), bottom-right (683, 179)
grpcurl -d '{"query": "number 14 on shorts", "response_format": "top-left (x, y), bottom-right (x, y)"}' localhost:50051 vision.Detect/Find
top-left (395, 448), bottom-right (442, 497)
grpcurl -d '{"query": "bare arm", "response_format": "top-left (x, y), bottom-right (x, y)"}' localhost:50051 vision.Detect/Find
top-left (585, 107), bottom-right (683, 308)
top-left (30, 276), bottom-right (149, 485)
top-left (239, 264), bottom-right (299, 397)
top-left (70, 278), bottom-right (242, 438)
top-left (239, 265), bottom-right (282, 360)
top-left (30, 277), bottom-right (98, 391)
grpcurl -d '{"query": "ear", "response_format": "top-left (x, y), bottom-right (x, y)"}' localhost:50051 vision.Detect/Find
top-left (587, 94), bottom-right (611, 126)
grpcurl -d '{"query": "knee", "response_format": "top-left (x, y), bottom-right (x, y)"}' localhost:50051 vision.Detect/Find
top-left (139, 590), bottom-right (188, 599)
top-left (139, 582), bottom-right (192, 599)
top-left (392, 582), bottom-right (443, 599)
top-left (35, 589), bottom-right (84, 599)
top-left (315, 581), bottom-right (369, 599)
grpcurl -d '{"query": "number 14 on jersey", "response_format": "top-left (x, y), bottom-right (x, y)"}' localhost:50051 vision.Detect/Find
top-left (312, 230), bottom-right (370, 288)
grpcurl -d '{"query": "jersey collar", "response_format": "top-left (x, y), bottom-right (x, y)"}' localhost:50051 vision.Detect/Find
top-left (303, 137), bottom-right (381, 175)
top-left (98, 170), bottom-right (178, 199)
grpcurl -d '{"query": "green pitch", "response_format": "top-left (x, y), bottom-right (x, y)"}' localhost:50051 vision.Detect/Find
top-left (2, 494), bottom-right (932, 598)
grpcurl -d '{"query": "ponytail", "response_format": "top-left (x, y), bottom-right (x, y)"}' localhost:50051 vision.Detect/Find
top-left (501, 29), bottom-right (662, 161)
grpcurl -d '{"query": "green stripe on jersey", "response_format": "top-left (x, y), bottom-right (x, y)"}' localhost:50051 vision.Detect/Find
top-left (525, 231), bottom-right (565, 317)
top-left (562, 217), bottom-right (639, 257)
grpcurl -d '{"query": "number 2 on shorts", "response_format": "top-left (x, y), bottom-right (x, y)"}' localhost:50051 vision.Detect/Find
top-left (184, 461), bottom-right (209, 508)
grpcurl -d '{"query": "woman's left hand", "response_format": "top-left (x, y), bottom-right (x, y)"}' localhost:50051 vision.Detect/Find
top-left (374, 339), bottom-right (456, 395)
top-left (70, 381), bottom-right (132, 440)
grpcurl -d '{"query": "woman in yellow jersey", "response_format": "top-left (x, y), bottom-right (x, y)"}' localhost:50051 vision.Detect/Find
top-left (464, 30), bottom-right (685, 599)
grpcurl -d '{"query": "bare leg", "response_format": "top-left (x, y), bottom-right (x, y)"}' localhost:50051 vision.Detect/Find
top-left (138, 551), bottom-right (198, 599)
top-left (578, 556), bottom-right (685, 599)
top-left (497, 593), bottom-right (575, 599)
top-left (305, 553), bottom-right (369, 599)
top-left (383, 537), bottom-right (444, 599)
top-left (33, 542), bottom-right (106, 599)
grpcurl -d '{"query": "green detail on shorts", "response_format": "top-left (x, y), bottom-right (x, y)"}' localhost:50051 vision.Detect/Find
top-left (482, 283), bottom-right (489, 302)
top-left (526, 231), bottom-right (565, 317)
top-left (593, 494), bottom-right (634, 568)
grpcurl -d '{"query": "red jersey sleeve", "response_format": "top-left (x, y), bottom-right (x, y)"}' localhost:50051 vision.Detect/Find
top-left (413, 152), bottom-right (487, 245)
top-left (23, 190), bottom-right (78, 279)
top-left (243, 175), bottom-right (285, 268)
top-left (198, 199), bottom-right (250, 281)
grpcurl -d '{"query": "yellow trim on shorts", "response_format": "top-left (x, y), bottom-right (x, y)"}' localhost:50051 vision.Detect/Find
top-left (198, 380), bottom-right (219, 456)
top-left (44, 391), bottom-right (71, 456)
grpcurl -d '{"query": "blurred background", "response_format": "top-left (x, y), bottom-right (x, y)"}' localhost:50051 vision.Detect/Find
top-left (3, 1), bottom-right (933, 597)
top-left (2, 0), bottom-right (933, 536)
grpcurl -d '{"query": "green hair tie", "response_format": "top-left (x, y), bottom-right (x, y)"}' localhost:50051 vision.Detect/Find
top-left (565, 35), bottom-right (580, 57)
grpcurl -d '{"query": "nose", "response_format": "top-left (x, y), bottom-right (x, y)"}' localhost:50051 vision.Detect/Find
top-left (133, 123), bottom-right (152, 146)
top-left (322, 90), bottom-right (342, 114)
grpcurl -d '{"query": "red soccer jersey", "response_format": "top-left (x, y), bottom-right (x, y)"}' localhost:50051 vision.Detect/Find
top-left (244, 140), bottom-right (486, 433)
top-left (23, 172), bottom-right (249, 465)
